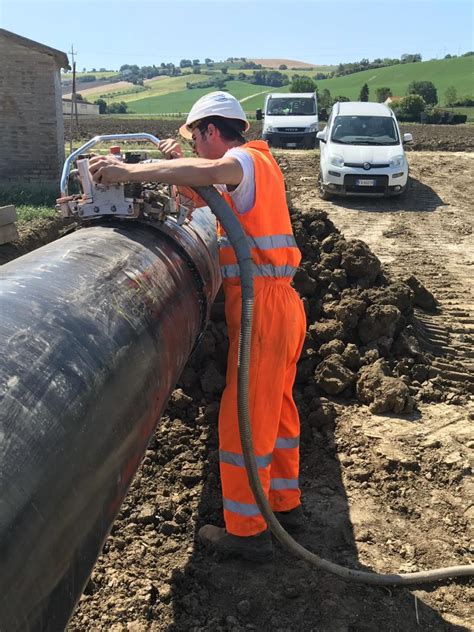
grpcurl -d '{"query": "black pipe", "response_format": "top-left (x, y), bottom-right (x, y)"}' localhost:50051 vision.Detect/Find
top-left (0, 209), bottom-right (220, 631)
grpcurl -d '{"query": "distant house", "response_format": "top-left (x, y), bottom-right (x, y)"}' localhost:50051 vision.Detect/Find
top-left (384, 96), bottom-right (404, 106)
top-left (0, 28), bottom-right (69, 183)
top-left (62, 99), bottom-right (100, 117)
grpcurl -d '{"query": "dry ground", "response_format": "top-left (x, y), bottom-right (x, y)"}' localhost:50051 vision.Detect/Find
top-left (65, 150), bottom-right (473, 632)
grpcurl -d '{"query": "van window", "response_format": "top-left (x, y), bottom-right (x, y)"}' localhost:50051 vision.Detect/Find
top-left (331, 116), bottom-right (399, 145)
top-left (267, 97), bottom-right (316, 116)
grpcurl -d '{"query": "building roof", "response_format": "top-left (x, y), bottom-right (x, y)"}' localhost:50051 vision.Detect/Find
top-left (0, 28), bottom-right (69, 69)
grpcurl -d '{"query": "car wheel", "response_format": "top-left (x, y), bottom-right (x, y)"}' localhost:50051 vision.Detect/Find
top-left (318, 173), bottom-right (332, 200)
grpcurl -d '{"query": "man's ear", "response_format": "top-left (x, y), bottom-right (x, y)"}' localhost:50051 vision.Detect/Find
top-left (207, 123), bottom-right (217, 137)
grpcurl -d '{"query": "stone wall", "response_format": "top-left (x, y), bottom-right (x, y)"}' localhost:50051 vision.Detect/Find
top-left (0, 36), bottom-right (65, 184)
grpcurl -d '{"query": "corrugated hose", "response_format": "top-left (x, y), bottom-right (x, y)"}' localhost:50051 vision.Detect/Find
top-left (193, 185), bottom-right (474, 586)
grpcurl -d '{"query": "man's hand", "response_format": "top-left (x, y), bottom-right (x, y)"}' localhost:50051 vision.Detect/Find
top-left (89, 155), bottom-right (134, 185)
top-left (158, 139), bottom-right (183, 160)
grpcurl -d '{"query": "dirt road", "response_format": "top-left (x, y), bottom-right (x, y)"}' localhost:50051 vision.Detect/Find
top-left (67, 149), bottom-right (473, 632)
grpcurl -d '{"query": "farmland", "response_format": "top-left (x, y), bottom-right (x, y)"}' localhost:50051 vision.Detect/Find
top-left (63, 55), bottom-right (474, 118)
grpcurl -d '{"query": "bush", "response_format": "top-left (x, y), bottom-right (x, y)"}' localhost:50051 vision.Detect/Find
top-left (290, 76), bottom-right (316, 92)
top-left (376, 87), bottom-right (392, 103)
top-left (107, 101), bottom-right (128, 114)
top-left (423, 108), bottom-right (468, 124)
top-left (407, 80), bottom-right (437, 105)
top-left (391, 95), bottom-right (426, 121)
top-left (359, 83), bottom-right (369, 102)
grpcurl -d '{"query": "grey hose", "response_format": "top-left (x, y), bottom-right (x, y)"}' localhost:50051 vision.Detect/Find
top-left (193, 185), bottom-right (474, 586)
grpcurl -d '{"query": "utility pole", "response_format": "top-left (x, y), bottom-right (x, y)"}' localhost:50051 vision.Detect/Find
top-left (68, 45), bottom-right (78, 155)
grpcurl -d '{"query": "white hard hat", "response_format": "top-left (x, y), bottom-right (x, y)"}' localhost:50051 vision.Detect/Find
top-left (179, 91), bottom-right (249, 139)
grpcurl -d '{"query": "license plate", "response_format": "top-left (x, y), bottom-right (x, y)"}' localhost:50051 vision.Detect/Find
top-left (286, 143), bottom-right (297, 148)
top-left (356, 179), bottom-right (376, 186)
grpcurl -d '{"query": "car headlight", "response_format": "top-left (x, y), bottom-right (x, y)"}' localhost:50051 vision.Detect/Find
top-left (308, 123), bottom-right (318, 132)
top-left (330, 154), bottom-right (344, 168)
top-left (265, 125), bottom-right (275, 133)
top-left (389, 155), bottom-right (404, 168)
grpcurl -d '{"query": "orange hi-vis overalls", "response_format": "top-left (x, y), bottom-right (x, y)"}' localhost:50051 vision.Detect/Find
top-left (218, 140), bottom-right (306, 537)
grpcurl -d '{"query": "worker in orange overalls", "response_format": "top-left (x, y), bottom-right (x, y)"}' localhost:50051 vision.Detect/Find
top-left (90, 92), bottom-right (307, 562)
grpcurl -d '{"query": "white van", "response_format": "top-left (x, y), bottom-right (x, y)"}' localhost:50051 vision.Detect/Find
top-left (316, 101), bottom-right (413, 198)
top-left (256, 93), bottom-right (318, 148)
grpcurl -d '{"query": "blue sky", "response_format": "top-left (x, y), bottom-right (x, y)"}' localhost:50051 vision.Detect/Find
top-left (1, 0), bottom-right (473, 70)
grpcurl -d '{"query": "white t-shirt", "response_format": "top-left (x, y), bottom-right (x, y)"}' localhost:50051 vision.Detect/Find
top-left (216, 147), bottom-right (255, 214)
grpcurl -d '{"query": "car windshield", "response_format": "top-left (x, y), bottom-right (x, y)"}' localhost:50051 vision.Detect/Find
top-left (267, 97), bottom-right (316, 116)
top-left (330, 115), bottom-right (399, 145)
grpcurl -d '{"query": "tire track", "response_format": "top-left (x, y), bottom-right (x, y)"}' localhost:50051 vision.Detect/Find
top-left (282, 150), bottom-right (474, 392)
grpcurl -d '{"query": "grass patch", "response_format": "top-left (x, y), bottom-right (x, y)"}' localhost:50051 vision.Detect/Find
top-left (15, 205), bottom-right (58, 223)
top-left (0, 182), bottom-right (58, 207)
top-left (313, 56), bottom-right (474, 105)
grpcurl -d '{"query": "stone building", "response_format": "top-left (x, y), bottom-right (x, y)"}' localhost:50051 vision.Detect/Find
top-left (0, 29), bottom-right (69, 183)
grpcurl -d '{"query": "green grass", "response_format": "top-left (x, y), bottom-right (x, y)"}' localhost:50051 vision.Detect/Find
top-left (0, 182), bottom-right (57, 207)
top-left (15, 205), bottom-right (57, 223)
top-left (313, 56), bottom-right (474, 105)
top-left (101, 74), bottom-right (210, 103)
top-left (127, 80), bottom-right (275, 114)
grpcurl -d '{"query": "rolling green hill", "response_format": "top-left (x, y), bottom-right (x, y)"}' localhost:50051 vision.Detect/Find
top-left (127, 81), bottom-right (272, 114)
top-left (64, 55), bottom-right (473, 116)
top-left (312, 55), bottom-right (474, 105)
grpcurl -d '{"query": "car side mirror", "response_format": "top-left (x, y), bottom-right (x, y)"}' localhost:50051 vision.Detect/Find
top-left (316, 130), bottom-right (326, 142)
top-left (256, 108), bottom-right (263, 121)
top-left (403, 133), bottom-right (413, 143)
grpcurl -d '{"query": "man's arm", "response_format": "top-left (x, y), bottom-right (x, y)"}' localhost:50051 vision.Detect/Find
top-left (89, 155), bottom-right (243, 188)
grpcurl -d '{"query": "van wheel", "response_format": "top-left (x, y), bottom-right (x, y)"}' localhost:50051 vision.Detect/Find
top-left (318, 173), bottom-right (332, 200)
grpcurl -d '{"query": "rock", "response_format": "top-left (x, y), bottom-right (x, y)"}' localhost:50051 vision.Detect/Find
top-left (411, 363), bottom-right (429, 383)
top-left (136, 503), bottom-right (156, 525)
top-left (341, 239), bottom-right (381, 283)
top-left (293, 269), bottom-right (318, 295)
top-left (161, 521), bottom-right (180, 535)
top-left (307, 401), bottom-right (337, 430)
top-left (320, 251), bottom-right (341, 270)
top-left (404, 275), bottom-right (438, 311)
top-left (362, 282), bottom-right (414, 315)
top-left (319, 339), bottom-right (345, 357)
top-left (236, 600), bottom-right (251, 616)
top-left (324, 296), bottom-right (366, 329)
top-left (155, 498), bottom-right (175, 521)
top-left (356, 359), bottom-right (414, 413)
top-left (342, 343), bottom-right (361, 369)
top-left (358, 304), bottom-right (401, 343)
top-left (180, 463), bottom-right (202, 486)
top-left (200, 362), bottom-right (226, 395)
top-left (314, 354), bottom-right (355, 395)
top-left (393, 327), bottom-right (423, 358)
top-left (361, 348), bottom-right (380, 365)
top-left (309, 319), bottom-right (345, 343)
top-left (170, 388), bottom-right (193, 409)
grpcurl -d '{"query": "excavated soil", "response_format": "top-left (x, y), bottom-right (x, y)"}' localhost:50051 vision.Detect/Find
top-left (1, 146), bottom-right (472, 630)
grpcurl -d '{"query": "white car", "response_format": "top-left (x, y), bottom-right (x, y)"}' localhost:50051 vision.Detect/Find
top-left (316, 101), bottom-right (412, 198)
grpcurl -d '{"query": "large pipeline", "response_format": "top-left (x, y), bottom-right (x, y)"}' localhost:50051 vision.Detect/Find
top-left (0, 210), bottom-right (220, 631)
